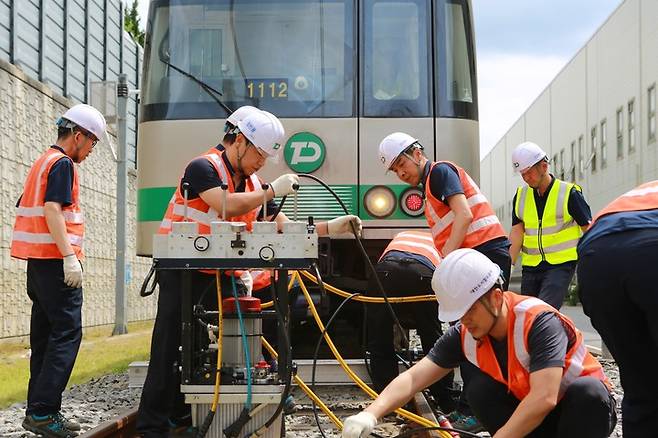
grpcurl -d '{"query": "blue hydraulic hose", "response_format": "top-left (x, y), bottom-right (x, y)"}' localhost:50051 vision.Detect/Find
top-left (231, 275), bottom-right (252, 409)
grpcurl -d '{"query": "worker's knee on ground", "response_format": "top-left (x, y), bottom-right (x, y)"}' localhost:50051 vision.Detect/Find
top-left (561, 376), bottom-right (611, 414)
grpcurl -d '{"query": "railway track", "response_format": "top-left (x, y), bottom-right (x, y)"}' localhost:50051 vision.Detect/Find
top-left (77, 388), bottom-right (449, 438)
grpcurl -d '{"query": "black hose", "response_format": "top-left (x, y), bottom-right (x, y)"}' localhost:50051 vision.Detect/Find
top-left (139, 264), bottom-right (157, 297)
top-left (295, 173), bottom-right (409, 347)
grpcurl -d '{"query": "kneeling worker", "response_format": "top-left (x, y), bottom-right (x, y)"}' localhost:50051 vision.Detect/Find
top-left (343, 248), bottom-right (616, 438)
top-left (366, 231), bottom-right (457, 413)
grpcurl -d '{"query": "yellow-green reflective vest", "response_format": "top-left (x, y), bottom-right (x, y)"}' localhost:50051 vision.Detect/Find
top-left (515, 179), bottom-right (582, 266)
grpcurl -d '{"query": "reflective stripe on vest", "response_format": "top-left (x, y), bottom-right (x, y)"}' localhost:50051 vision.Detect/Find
top-left (461, 292), bottom-right (609, 400)
top-left (11, 148), bottom-right (85, 260)
top-left (515, 179), bottom-right (581, 266)
top-left (591, 180), bottom-right (658, 225)
top-left (424, 161), bottom-right (506, 254)
top-left (380, 230), bottom-right (441, 266)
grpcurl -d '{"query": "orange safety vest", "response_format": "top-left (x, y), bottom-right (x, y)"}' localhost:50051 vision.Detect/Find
top-left (424, 161), bottom-right (506, 255)
top-left (158, 148), bottom-right (263, 235)
top-left (380, 230), bottom-right (441, 267)
top-left (460, 292), bottom-right (610, 401)
top-left (11, 148), bottom-right (84, 260)
top-left (590, 180), bottom-right (658, 225)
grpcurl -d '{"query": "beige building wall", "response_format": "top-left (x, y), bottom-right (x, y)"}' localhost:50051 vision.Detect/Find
top-left (0, 60), bottom-right (155, 338)
top-left (481, 0), bottom-right (658, 226)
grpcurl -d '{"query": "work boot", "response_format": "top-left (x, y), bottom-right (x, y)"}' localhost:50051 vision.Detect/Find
top-left (447, 410), bottom-right (485, 435)
top-left (169, 425), bottom-right (198, 437)
top-left (55, 412), bottom-right (81, 431)
top-left (22, 414), bottom-right (79, 437)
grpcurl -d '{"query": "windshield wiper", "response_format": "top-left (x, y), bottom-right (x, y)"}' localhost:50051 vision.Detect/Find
top-left (159, 48), bottom-right (233, 115)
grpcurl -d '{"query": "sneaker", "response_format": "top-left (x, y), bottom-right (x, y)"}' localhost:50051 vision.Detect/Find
top-left (54, 412), bottom-right (81, 432)
top-left (447, 411), bottom-right (485, 435)
top-left (169, 424), bottom-right (198, 437)
top-left (22, 414), bottom-right (79, 437)
top-left (283, 395), bottom-right (297, 415)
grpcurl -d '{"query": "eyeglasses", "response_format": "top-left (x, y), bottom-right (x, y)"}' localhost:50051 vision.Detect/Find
top-left (81, 131), bottom-right (98, 148)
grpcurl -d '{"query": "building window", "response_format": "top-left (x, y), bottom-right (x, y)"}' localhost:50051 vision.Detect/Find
top-left (578, 135), bottom-right (585, 178)
top-left (570, 141), bottom-right (576, 182)
top-left (649, 84), bottom-right (656, 143)
top-left (590, 126), bottom-right (597, 173)
top-left (616, 107), bottom-right (624, 159)
top-left (628, 99), bottom-right (636, 154)
top-left (600, 119), bottom-right (607, 168)
top-left (560, 149), bottom-right (565, 180)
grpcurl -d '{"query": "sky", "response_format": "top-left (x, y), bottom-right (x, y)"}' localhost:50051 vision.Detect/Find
top-left (134, 0), bottom-right (624, 158)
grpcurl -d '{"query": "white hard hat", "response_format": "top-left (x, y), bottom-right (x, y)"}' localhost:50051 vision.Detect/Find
top-left (432, 248), bottom-right (502, 322)
top-left (378, 132), bottom-right (418, 171)
top-left (58, 104), bottom-right (107, 140)
top-left (226, 105), bottom-right (258, 130)
top-left (237, 110), bottom-right (285, 160)
top-left (512, 141), bottom-right (547, 173)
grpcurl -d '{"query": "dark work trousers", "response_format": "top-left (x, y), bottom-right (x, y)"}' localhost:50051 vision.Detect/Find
top-left (521, 264), bottom-right (576, 310)
top-left (578, 230), bottom-right (658, 438)
top-left (136, 270), bottom-right (231, 437)
top-left (454, 244), bottom-right (513, 414)
top-left (467, 369), bottom-right (616, 437)
top-left (25, 259), bottom-right (83, 417)
top-left (366, 257), bottom-right (458, 413)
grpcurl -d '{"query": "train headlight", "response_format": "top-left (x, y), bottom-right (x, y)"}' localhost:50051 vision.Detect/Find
top-left (400, 188), bottom-right (425, 217)
top-left (364, 186), bottom-right (396, 218)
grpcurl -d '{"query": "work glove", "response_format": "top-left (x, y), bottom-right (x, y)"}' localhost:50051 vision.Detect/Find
top-left (270, 174), bottom-right (300, 198)
top-left (239, 271), bottom-right (254, 296)
top-left (63, 254), bottom-right (83, 288)
top-left (328, 215), bottom-right (362, 236)
top-left (342, 411), bottom-right (377, 438)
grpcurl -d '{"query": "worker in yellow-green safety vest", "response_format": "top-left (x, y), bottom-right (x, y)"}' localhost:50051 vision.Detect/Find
top-left (509, 142), bottom-right (592, 309)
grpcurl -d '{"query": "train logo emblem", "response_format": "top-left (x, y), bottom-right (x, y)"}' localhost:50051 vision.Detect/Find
top-left (284, 132), bottom-right (326, 173)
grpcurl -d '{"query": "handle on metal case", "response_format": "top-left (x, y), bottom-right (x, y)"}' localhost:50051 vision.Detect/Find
top-left (221, 183), bottom-right (228, 220)
top-left (182, 182), bottom-right (190, 221)
top-left (292, 183), bottom-right (300, 221)
top-left (261, 183), bottom-right (269, 221)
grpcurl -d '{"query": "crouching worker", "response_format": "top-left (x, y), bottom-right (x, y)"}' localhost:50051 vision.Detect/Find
top-left (366, 231), bottom-right (458, 414)
top-left (343, 248), bottom-right (616, 438)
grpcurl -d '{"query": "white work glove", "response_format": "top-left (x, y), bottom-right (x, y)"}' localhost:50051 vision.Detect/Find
top-left (270, 174), bottom-right (300, 198)
top-left (63, 254), bottom-right (83, 288)
top-left (328, 215), bottom-right (362, 236)
top-left (342, 411), bottom-right (377, 438)
top-left (239, 271), bottom-right (254, 296)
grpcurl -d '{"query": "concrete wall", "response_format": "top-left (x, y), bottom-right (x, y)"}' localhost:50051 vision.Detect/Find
top-left (0, 59), bottom-right (155, 339)
top-left (481, 0), bottom-right (658, 226)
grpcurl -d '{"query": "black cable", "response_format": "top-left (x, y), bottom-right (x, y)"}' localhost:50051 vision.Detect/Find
top-left (296, 173), bottom-right (410, 347)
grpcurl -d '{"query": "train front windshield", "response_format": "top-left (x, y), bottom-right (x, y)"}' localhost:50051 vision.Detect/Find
top-left (141, 0), bottom-right (477, 121)
top-left (142, 0), bottom-right (355, 121)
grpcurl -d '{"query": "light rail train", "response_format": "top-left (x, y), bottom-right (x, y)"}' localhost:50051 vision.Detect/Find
top-left (137, 0), bottom-right (479, 290)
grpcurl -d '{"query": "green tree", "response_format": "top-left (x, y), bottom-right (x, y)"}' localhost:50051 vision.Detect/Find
top-left (124, 0), bottom-right (145, 47)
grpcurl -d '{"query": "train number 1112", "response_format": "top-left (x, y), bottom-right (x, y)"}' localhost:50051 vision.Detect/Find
top-left (246, 79), bottom-right (288, 99)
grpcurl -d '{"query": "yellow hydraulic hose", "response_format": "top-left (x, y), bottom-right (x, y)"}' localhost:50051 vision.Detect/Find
top-left (299, 270), bottom-right (436, 303)
top-left (211, 272), bottom-right (224, 412)
top-left (260, 337), bottom-right (343, 429)
top-left (293, 271), bottom-right (451, 438)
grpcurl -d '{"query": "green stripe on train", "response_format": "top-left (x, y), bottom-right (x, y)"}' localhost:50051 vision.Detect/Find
top-left (138, 184), bottom-right (419, 222)
top-left (138, 187), bottom-right (176, 222)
